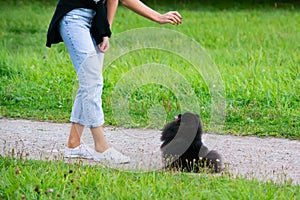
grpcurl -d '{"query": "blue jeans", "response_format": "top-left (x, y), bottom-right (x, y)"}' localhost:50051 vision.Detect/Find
top-left (59, 8), bottom-right (104, 128)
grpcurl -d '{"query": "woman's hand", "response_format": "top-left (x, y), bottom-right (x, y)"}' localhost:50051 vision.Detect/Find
top-left (120, 0), bottom-right (182, 25)
top-left (98, 36), bottom-right (109, 53)
top-left (158, 11), bottom-right (182, 25)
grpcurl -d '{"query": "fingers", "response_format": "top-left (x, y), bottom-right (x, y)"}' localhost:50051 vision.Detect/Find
top-left (160, 11), bottom-right (182, 25)
top-left (98, 37), bottom-right (110, 53)
top-left (98, 42), bottom-right (109, 53)
top-left (168, 11), bottom-right (182, 24)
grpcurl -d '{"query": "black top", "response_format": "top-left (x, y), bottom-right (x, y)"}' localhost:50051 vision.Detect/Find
top-left (46, 0), bottom-right (111, 47)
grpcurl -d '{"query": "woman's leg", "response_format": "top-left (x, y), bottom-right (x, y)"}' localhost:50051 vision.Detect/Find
top-left (59, 8), bottom-right (108, 149)
top-left (91, 126), bottom-right (109, 153)
top-left (67, 124), bottom-right (110, 154)
top-left (67, 123), bottom-right (84, 148)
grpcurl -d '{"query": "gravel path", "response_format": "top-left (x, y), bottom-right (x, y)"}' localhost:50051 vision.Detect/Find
top-left (0, 118), bottom-right (299, 185)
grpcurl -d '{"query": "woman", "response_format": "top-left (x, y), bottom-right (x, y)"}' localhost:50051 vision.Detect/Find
top-left (46, 0), bottom-right (182, 164)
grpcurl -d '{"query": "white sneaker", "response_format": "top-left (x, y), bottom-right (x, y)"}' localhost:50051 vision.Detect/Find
top-left (93, 147), bottom-right (130, 164)
top-left (64, 144), bottom-right (94, 159)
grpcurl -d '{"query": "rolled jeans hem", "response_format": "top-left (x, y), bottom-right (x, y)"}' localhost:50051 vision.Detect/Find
top-left (70, 118), bottom-right (105, 128)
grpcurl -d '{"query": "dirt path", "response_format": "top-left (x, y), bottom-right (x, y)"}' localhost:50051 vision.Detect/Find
top-left (0, 118), bottom-right (299, 185)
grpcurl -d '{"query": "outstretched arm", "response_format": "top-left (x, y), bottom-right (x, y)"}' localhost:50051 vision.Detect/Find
top-left (106, 0), bottom-right (119, 28)
top-left (116, 0), bottom-right (182, 25)
top-left (102, 0), bottom-right (182, 52)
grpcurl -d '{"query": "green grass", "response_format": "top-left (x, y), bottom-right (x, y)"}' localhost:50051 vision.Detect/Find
top-left (0, 0), bottom-right (299, 138)
top-left (0, 157), bottom-right (299, 199)
top-left (0, 1), bottom-right (299, 198)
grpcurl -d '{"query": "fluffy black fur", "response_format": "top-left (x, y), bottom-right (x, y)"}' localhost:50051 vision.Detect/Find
top-left (160, 112), bottom-right (223, 173)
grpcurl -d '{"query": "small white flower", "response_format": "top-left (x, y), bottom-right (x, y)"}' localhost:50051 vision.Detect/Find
top-left (48, 189), bottom-right (54, 193)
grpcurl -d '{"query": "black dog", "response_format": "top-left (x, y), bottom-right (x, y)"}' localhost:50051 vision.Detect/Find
top-left (160, 112), bottom-right (223, 173)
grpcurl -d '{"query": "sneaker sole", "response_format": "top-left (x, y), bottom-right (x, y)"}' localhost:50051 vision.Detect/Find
top-left (64, 155), bottom-right (93, 159)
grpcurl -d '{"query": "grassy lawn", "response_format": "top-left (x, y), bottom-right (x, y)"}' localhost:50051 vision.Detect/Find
top-left (0, 1), bottom-right (299, 138)
top-left (0, 157), bottom-right (299, 199)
